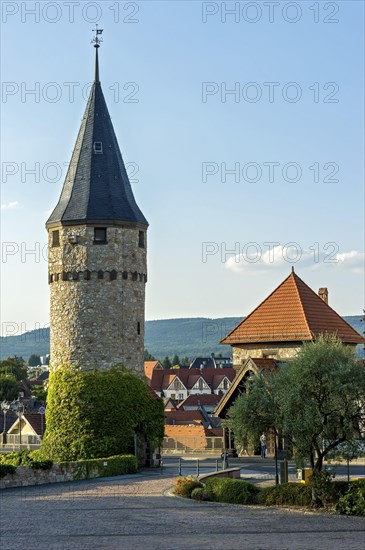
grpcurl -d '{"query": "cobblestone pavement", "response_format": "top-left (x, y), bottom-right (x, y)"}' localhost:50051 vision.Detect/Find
top-left (1, 473), bottom-right (364, 550)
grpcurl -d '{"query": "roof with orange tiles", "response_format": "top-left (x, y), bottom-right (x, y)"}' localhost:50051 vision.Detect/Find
top-left (144, 361), bottom-right (163, 381)
top-left (148, 367), bottom-right (236, 392)
top-left (164, 424), bottom-right (207, 439)
top-left (221, 270), bottom-right (364, 345)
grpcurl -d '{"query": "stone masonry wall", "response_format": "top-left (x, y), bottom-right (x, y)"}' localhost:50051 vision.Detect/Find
top-left (232, 342), bottom-right (301, 366)
top-left (48, 225), bottom-right (147, 372)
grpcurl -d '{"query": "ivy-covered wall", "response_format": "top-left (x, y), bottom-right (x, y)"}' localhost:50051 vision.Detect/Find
top-left (39, 365), bottom-right (164, 462)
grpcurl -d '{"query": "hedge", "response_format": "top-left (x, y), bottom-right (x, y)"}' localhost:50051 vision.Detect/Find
top-left (259, 483), bottom-right (312, 506)
top-left (336, 481), bottom-right (365, 516)
top-left (39, 364), bottom-right (165, 461)
top-left (69, 455), bottom-right (138, 480)
top-left (174, 477), bottom-right (203, 498)
top-left (204, 478), bottom-right (259, 505)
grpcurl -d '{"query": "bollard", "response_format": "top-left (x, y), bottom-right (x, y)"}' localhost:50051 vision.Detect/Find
top-left (160, 458), bottom-right (163, 475)
top-left (197, 459), bottom-right (200, 477)
top-left (178, 458), bottom-right (182, 476)
top-left (216, 459), bottom-right (219, 472)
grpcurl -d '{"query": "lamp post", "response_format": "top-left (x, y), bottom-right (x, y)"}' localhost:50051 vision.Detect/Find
top-left (11, 399), bottom-right (25, 448)
top-left (1, 401), bottom-right (11, 445)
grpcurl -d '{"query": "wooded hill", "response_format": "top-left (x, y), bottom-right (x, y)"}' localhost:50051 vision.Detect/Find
top-left (0, 316), bottom-right (363, 361)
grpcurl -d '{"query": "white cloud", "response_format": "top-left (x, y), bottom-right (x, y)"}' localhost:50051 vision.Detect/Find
top-left (1, 201), bottom-right (23, 210)
top-left (225, 245), bottom-right (364, 274)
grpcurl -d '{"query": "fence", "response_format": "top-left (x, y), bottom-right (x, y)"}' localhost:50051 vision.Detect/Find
top-left (162, 436), bottom-right (224, 454)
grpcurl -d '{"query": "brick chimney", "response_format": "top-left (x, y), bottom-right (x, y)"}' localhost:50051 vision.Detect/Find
top-left (318, 288), bottom-right (328, 304)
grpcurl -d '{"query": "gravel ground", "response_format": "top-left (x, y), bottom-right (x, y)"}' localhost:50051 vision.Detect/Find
top-left (1, 473), bottom-right (364, 550)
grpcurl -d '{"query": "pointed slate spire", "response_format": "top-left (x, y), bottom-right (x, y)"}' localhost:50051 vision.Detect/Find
top-left (46, 31), bottom-right (148, 229)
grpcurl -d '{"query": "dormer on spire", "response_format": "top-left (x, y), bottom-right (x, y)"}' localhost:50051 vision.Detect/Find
top-left (91, 24), bottom-right (103, 83)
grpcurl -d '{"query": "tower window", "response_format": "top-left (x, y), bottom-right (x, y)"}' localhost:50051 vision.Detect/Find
top-left (138, 231), bottom-right (145, 248)
top-left (52, 230), bottom-right (60, 247)
top-left (93, 141), bottom-right (103, 154)
top-left (137, 322), bottom-right (141, 335)
top-left (94, 228), bottom-right (107, 244)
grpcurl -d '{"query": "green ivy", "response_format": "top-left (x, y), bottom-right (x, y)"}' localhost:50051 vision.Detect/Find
top-left (70, 455), bottom-right (138, 480)
top-left (39, 364), bottom-right (164, 462)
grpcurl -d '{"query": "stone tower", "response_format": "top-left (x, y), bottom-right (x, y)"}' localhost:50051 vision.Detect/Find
top-left (46, 34), bottom-right (148, 372)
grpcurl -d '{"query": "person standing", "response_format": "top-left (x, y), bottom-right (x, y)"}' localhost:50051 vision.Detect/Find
top-left (260, 433), bottom-right (267, 458)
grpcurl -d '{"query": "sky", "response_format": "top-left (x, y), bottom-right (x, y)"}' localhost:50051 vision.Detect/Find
top-left (0, 0), bottom-right (364, 337)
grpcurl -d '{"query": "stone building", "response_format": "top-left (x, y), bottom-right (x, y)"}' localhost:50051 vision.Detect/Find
top-left (46, 37), bottom-right (148, 372)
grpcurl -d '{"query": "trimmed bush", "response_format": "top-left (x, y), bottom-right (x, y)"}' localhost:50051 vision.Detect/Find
top-left (191, 487), bottom-right (210, 501)
top-left (40, 365), bottom-right (164, 462)
top-left (259, 483), bottom-right (312, 507)
top-left (336, 481), bottom-right (365, 516)
top-left (174, 476), bottom-right (203, 498)
top-left (70, 454), bottom-right (138, 480)
top-left (0, 464), bottom-right (16, 478)
top-left (204, 478), bottom-right (259, 505)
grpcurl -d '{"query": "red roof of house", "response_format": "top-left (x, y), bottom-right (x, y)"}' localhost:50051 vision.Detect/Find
top-left (221, 271), bottom-right (364, 345)
top-left (146, 385), bottom-right (160, 401)
top-left (178, 394), bottom-right (223, 409)
top-left (144, 361), bottom-right (162, 381)
top-left (165, 410), bottom-right (206, 425)
top-left (148, 367), bottom-right (236, 392)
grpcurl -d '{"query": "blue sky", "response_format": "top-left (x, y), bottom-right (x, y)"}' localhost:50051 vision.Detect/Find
top-left (1, 0), bottom-right (364, 335)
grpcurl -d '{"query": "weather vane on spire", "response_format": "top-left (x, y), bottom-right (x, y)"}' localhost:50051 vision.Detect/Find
top-left (91, 24), bottom-right (103, 48)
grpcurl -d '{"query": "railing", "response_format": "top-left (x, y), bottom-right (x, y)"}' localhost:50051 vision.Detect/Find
top-left (162, 436), bottom-right (225, 454)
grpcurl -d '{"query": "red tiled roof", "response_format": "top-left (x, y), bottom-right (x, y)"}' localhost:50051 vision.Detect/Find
top-left (148, 367), bottom-right (236, 393)
top-left (24, 412), bottom-right (46, 436)
top-left (221, 271), bottom-right (364, 345)
top-left (164, 424), bottom-right (207, 439)
top-left (144, 361), bottom-right (162, 381)
top-left (178, 394), bottom-right (223, 408)
top-left (165, 410), bottom-right (205, 425)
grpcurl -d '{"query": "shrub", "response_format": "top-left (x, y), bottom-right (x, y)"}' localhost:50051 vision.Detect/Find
top-left (40, 365), bottom-right (165, 462)
top-left (174, 476), bottom-right (203, 498)
top-left (71, 455), bottom-right (138, 480)
top-left (259, 483), bottom-right (312, 507)
top-left (0, 464), bottom-right (16, 478)
top-left (204, 478), bottom-right (259, 505)
top-left (309, 469), bottom-right (337, 506)
top-left (0, 450), bottom-right (34, 467)
top-left (191, 487), bottom-right (210, 501)
top-left (336, 481), bottom-right (365, 516)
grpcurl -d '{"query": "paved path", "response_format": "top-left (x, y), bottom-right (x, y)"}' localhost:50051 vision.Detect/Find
top-left (1, 473), bottom-right (364, 550)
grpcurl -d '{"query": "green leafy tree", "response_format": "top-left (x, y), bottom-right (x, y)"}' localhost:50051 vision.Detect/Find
top-left (0, 375), bottom-right (19, 401)
top-left (162, 356), bottom-right (172, 370)
top-left (28, 354), bottom-right (41, 367)
top-left (39, 364), bottom-right (165, 462)
top-left (181, 356), bottom-right (190, 367)
top-left (229, 336), bottom-right (365, 472)
top-left (0, 357), bottom-right (27, 381)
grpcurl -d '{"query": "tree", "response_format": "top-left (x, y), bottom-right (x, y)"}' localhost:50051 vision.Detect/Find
top-left (229, 336), bottom-right (365, 472)
top-left (162, 356), bottom-right (171, 370)
top-left (0, 375), bottom-right (19, 401)
top-left (0, 357), bottom-right (27, 381)
top-left (172, 354), bottom-right (180, 367)
top-left (181, 356), bottom-right (190, 367)
top-left (28, 354), bottom-right (41, 367)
